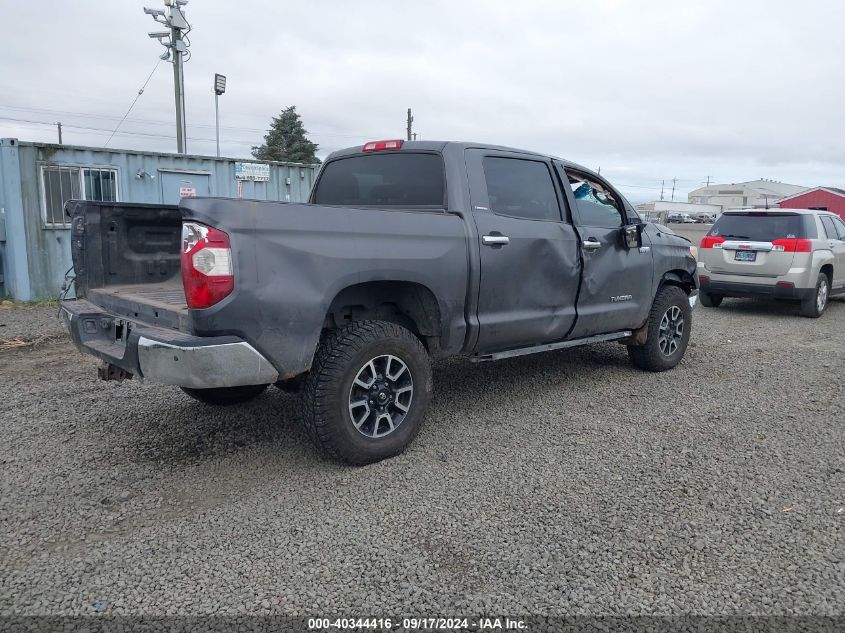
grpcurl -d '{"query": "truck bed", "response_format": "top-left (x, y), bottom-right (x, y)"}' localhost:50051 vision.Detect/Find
top-left (88, 282), bottom-right (188, 331)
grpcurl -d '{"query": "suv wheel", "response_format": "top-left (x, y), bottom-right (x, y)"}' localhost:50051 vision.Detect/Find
top-left (627, 285), bottom-right (692, 372)
top-left (299, 320), bottom-right (432, 465)
top-left (180, 384), bottom-right (268, 405)
top-left (800, 273), bottom-right (830, 318)
top-left (699, 291), bottom-right (723, 308)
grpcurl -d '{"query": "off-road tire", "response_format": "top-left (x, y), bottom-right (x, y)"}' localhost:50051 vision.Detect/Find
top-left (299, 320), bottom-right (432, 466)
top-left (699, 291), bottom-right (723, 308)
top-left (800, 272), bottom-right (830, 318)
top-left (180, 384), bottom-right (269, 405)
top-left (627, 285), bottom-right (692, 372)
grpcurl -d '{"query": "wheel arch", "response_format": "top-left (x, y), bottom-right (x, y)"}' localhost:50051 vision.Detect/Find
top-left (323, 280), bottom-right (443, 353)
top-left (659, 269), bottom-right (696, 295)
top-left (819, 262), bottom-right (834, 285)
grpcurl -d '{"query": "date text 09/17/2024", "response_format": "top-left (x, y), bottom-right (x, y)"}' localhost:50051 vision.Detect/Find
top-left (307, 617), bottom-right (527, 630)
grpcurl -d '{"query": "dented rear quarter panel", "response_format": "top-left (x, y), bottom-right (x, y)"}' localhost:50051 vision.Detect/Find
top-left (179, 197), bottom-right (469, 378)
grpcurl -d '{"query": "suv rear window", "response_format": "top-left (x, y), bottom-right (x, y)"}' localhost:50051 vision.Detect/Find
top-left (708, 212), bottom-right (816, 241)
top-left (313, 153), bottom-right (445, 208)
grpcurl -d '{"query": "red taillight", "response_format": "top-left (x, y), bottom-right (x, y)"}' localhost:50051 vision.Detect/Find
top-left (698, 275), bottom-right (710, 284)
top-left (362, 139), bottom-right (403, 152)
top-left (180, 222), bottom-right (234, 309)
top-left (700, 236), bottom-right (725, 249)
top-left (771, 238), bottom-right (812, 253)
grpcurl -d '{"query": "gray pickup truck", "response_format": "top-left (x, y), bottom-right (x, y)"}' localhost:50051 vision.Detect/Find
top-left (62, 140), bottom-right (698, 464)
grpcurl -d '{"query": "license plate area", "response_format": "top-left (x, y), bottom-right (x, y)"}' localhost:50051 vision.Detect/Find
top-left (735, 250), bottom-right (757, 262)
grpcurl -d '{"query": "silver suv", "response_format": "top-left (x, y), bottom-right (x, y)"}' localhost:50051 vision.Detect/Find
top-left (697, 209), bottom-right (845, 317)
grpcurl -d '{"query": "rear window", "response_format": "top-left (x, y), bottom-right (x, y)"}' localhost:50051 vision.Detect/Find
top-left (708, 213), bottom-right (816, 241)
top-left (313, 153), bottom-right (445, 208)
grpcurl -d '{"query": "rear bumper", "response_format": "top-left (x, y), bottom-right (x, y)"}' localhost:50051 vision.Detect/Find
top-left (698, 278), bottom-right (814, 301)
top-left (60, 299), bottom-right (279, 389)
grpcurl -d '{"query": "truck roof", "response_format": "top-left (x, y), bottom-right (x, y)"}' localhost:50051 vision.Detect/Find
top-left (326, 140), bottom-right (596, 177)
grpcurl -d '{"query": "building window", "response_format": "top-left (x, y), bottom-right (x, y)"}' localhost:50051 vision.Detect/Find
top-left (83, 168), bottom-right (118, 202)
top-left (41, 165), bottom-right (118, 228)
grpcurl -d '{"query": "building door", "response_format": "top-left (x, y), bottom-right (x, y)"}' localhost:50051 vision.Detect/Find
top-left (159, 172), bottom-right (211, 204)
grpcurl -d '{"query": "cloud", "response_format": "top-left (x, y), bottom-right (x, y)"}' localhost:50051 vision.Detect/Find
top-left (0, 0), bottom-right (842, 201)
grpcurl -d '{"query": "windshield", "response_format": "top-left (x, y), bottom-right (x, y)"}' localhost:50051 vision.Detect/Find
top-left (313, 153), bottom-right (445, 208)
top-left (708, 213), bottom-right (814, 241)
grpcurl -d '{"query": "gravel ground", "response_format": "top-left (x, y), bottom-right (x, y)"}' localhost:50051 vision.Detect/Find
top-left (1, 298), bottom-right (843, 618)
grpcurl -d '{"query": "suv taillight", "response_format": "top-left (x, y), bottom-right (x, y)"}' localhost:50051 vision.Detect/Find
top-left (771, 238), bottom-right (812, 253)
top-left (700, 236), bottom-right (725, 249)
top-left (181, 222), bottom-right (234, 309)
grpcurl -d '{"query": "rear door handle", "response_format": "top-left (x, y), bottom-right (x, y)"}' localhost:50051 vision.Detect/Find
top-left (582, 238), bottom-right (601, 250)
top-left (482, 235), bottom-right (510, 246)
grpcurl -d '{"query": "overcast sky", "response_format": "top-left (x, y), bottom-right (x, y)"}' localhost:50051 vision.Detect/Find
top-left (1, 0), bottom-right (843, 202)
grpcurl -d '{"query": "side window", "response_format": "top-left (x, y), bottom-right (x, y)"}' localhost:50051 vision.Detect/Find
top-left (820, 215), bottom-right (838, 239)
top-left (482, 157), bottom-right (561, 222)
top-left (832, 216), bottom-right (845, 240)
top-left (565, 170), bottom-right (623, 227)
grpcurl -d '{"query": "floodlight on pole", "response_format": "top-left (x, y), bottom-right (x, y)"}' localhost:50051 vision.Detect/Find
top-left (214, 73), bottom-right (226, 157)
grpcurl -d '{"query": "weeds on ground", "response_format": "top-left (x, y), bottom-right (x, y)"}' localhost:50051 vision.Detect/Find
top-left (0, 298), bottom-right (59, 309)
top-left (0, 334), bottom-right (59, 351)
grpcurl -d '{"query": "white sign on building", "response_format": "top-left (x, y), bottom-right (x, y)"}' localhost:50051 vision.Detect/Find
top-left (235, 162), bottom-right (270, 182)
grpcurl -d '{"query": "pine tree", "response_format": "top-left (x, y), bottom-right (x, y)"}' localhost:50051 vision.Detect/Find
top-left (251, 106), bottom-right (320, 163)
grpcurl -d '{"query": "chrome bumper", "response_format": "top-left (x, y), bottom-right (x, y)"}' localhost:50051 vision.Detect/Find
top-left (61, 299), bottom-right (279, 389)
top-left (137, 337), bottom-right (279, 389)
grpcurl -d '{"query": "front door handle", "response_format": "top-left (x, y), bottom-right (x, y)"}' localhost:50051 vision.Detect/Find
top-left (482, 234), bottom-right (510, 246)
top-left (582, 238), bottom-right (601, 250)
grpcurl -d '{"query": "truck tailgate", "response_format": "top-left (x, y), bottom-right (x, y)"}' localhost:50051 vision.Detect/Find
top-left (68, 200), bottom-right (186, 331)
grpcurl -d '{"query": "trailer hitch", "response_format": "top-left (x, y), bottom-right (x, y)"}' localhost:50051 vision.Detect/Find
top-left (97, 362), bottom-right (133, 382)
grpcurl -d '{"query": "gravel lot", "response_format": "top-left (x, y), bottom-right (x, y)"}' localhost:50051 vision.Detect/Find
top-left (1, 298), bottom-right (843, 618)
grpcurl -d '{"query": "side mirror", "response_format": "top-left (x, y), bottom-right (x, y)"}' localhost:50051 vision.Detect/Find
top-left (623, 224), bottom-right (642, 249)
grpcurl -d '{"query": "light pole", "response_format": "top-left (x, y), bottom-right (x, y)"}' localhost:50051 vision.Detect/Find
top-left (214, 74), bottom-right (226, 157)
top-left (144, 0), bottom-right (191, 154)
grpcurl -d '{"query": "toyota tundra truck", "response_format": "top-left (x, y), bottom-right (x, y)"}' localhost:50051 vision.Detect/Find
top-left (61, 140), bottom-right (698, 464)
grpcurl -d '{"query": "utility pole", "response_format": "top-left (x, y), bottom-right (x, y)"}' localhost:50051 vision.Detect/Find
top-left (406, 108), bottom-right (414, 141)
top-left (671, 177), bottom-right (677, 201)
top-left (145, 0), bottom-right (191, 154)
top-left (56, 122), bottom-right (62, 144)
top-left (705, 175), bottom-right (712, 187)
top-left (660, 179), bottom-right (665, 201)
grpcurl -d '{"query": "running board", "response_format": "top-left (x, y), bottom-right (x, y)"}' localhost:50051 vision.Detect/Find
top-left (471, 330), bottom-right (632, 362)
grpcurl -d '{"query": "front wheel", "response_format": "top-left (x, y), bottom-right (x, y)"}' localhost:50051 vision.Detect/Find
top-left (299, 320), bottom-right (432, 465)
top-left (180, 384), bottom-right (269, 405)
top-left (627, 285), bottom-right (692, 372)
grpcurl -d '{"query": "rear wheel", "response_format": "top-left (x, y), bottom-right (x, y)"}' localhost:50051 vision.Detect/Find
top-left (299, 320), bottom-right (432, 465)
top-left (180, 384), bottom-right (268, 405)
top-left (699, 291), bottom-right (723, 308)
top-left (627, 285), bottom-right (692, 372)
top-left (800, 273), bottom-right (829, 318)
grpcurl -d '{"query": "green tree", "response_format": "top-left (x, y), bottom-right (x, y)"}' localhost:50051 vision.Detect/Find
top-left (251, 106), bottom-right (320, 163)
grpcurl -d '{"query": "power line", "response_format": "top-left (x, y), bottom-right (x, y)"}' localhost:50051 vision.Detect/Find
top-left (105, 59), bottom-right (162, 147)
top-left (0, 103), bottom-right (382, 139)
top-left (0, 116), bottom-right (252, 145)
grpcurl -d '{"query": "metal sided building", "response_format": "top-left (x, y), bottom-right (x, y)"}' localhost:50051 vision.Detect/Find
top-left (0, 138), bottom-right (319, 300)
